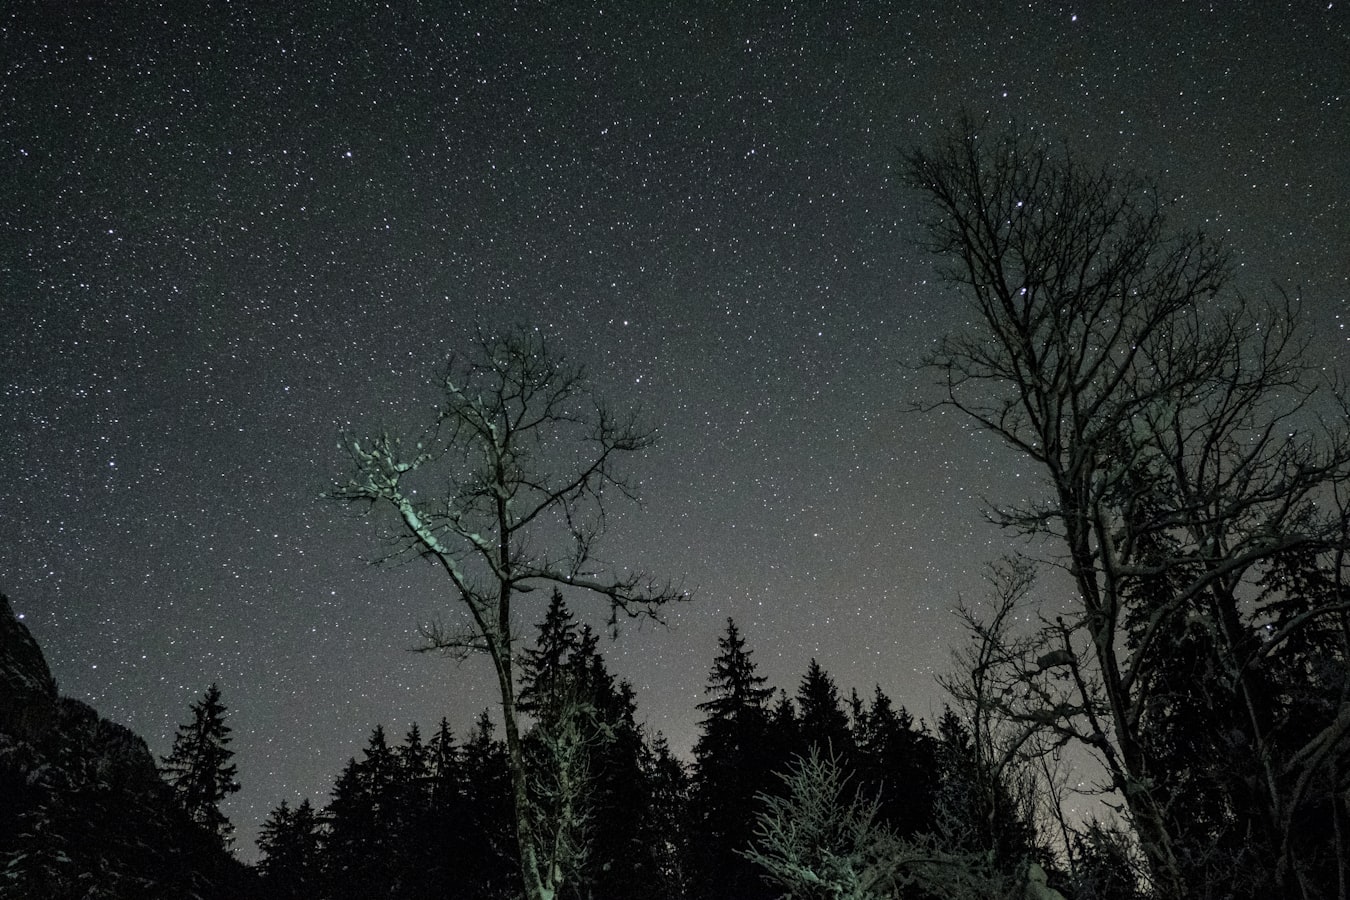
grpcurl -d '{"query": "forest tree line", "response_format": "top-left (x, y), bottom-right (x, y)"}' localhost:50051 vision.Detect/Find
top-left (165, 116), bottom-right (1350, 900)
top-left (196, 598), bottom-right (1082, 900)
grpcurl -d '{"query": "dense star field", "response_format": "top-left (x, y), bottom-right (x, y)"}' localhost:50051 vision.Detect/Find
top-left (2, 1), bottom-right (1347, 855)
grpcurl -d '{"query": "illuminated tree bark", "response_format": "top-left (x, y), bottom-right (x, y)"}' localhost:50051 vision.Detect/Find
top-left (332, 327), bottom-right (681, 900)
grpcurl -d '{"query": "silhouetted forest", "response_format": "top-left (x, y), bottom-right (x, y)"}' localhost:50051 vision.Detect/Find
top-left (6, 116), bottom-right (1350, 899)
top-left (245, 576), bottom-right (1350, 900)
top-left (248, 597), bottom-right (1042, 900)
top-left (253, 119), bottom-right (1350, 900)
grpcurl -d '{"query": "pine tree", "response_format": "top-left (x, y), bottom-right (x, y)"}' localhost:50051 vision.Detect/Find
top-left (853, 685), bottom-right (939, 838)
top-left (1070, 821), bottom-right (1146, 900)
top-left (1249, 545), bottom-right (1350, 895)
top-left (427, 717), bottom-right (461, 810)
top-left (517, 595), bottom-right (599, 891)
top-left (404, 718), bottom-right (466, 899)
top-left (399, 723), bottom-right (429, 793)
top-left (578, 673), bottom-right (657, 900)
top-left (361, 724), bottom-right (401, 867)
top-left (460, 711), bottom-right (519, 898)
top-left (322, 758), bottom-right (371, 900)
top-left (160, 683), bottom-right (240, 844)
top-left (321, 726), bottom-right (404, 900)
top-left (518, 592), bottom-right (673, 899)
top-left (641, 733), bottom-right (692, 900)
top-left (696, 619), bottom-right (774, 728)
top-left (796, 658), bottom-right (854, 760)
top-left (258, 798), bottom-right (321, 900)
top-left (518, 590), bottom-right (581, 719)
top-left (383, 723), bottom-right (451, 899)
top-left (687, 619), bottom-right (782, 900)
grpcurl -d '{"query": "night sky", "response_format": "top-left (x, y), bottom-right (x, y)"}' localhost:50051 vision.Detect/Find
top-left (3, 1), bottom-right (1347, 856)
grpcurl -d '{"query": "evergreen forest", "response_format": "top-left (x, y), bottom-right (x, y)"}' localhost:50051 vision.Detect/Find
top-left (249, 599), bottom-right (1055, 900)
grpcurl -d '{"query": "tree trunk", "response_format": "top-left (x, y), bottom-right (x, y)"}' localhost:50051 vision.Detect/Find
top-left (496, 643), bottom-right (556, 900)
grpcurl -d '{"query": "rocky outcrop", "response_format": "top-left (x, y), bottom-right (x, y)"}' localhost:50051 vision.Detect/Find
top-left (0, 593), bottom-right (58, 743)
top-left (0, 593), bottom-right (256, 898)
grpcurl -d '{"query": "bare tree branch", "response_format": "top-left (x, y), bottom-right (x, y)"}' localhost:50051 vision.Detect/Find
top-left (328, 325), bottom-right (685, 900)
top-left (905, 116), bottom-right (1350, 899)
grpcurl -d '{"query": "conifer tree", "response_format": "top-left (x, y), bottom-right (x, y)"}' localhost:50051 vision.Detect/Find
top-left (518, 592), bottom-right (672, 899)
top-left (399, 722), bottom-right (429, 793)
top-left (258, 798), bottom-right (321, 900)
top-left (853, 686), bottom-right (939, 838)
top-left (322, 727), bottom-right (404, 899)
top-left (796, 658), bottom-right (854, 760)
top-left (389, 723), bottom-right (434, 899)
top-left (362, 725), bottom-right (400, 828)
top-left (642, 733), bottom-right (692, 900)
top-left (577, 673), bottom-right (656, 900)
top-left (741, 746), bottom-right (892, 900)
top-left (460, 711), bottom-right (519, 898)
top-left (160, 683), bottom-right (240, 844)
top-left (427, 717), bottom-right (462, 812)
top-left (1070, 822), bottom-right (1145, 900)
top-left (402, 718), bottom-right (465, 898)
top-left (322, 758), bottom-right (372, 900)
top-left (517, 594), bottom-right (600, 889)
top-left (696, 619), bottom-right (774, 727)
top-left (518, 590), bottom-right (581, 719)
top-left (768, 688), bottom-right (803, 763)
top-left (687, 619), bottom-right (782, 900)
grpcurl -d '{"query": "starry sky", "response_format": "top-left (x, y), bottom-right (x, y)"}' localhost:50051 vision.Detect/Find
top-left (2, 0), bottom-right (1347, 857)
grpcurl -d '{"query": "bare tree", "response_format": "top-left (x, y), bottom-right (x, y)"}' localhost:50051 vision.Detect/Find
top-left (938, 559), bottom-right (1053, 862)
top-left (331, 327), bottom-right (682, 900)
top-left (905, 118), bottom-right (1350, 898)
top-left (942, 560), bottom-right (1147, 898)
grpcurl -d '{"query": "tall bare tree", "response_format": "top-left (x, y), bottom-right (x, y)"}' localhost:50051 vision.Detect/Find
top-left (332, 327), bottom-right (681, 900)
top-left (905, 118), bottom-right (1350, 898)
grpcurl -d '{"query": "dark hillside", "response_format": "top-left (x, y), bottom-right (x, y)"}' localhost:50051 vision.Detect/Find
top-left (0, 594), bottom-right (255, 899)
